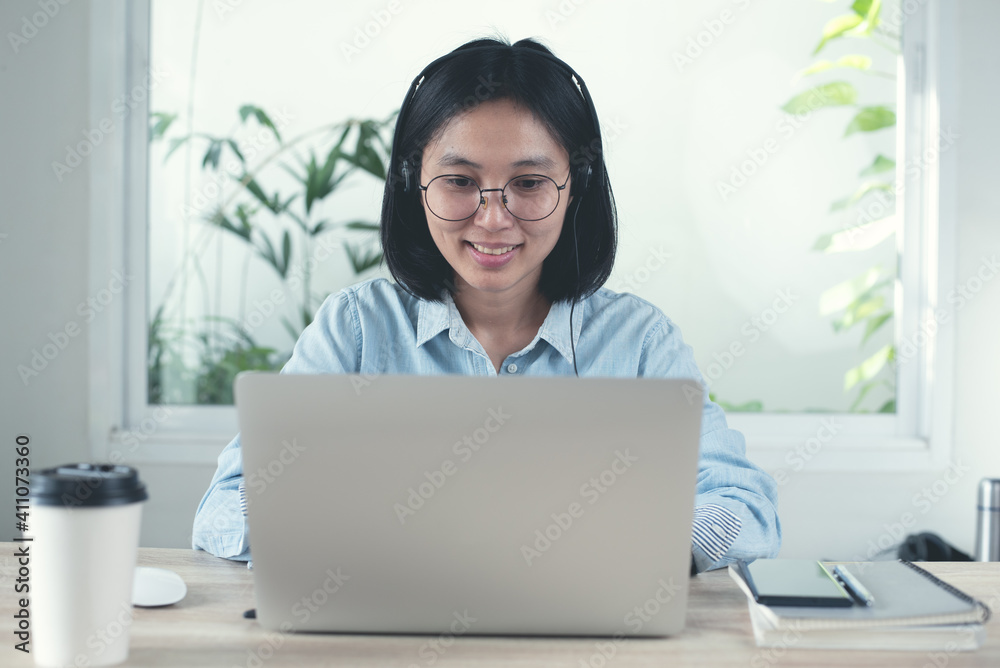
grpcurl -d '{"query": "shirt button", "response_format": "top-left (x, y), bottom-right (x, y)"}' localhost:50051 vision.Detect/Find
top-left (506, 363), bottom-right (518, 374)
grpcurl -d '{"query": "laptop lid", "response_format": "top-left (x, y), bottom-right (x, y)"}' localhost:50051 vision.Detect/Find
top-left (235, 373), bottom-right (703, 637)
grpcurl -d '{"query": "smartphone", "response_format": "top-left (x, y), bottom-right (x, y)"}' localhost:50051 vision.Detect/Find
top-left (737, 559), bottom-right (854, 607)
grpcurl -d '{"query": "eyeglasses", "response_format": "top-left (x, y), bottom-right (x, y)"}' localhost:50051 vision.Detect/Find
top-left (419, 172), bottom-right (570, 222)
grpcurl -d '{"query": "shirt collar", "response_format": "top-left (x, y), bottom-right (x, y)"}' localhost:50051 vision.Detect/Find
top-left (415, 294), bottom-right (453, 347)
top-left (536, 297), bottom-right (583, 364)
top-left (415, 292), bottom-right (583, 364)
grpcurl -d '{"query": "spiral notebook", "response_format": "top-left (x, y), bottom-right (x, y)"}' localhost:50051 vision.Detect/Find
top-left (731, 559), bottom-right (991, 631)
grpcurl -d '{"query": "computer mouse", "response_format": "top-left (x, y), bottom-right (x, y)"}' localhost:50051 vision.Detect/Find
top-left (132, 567), bottom-right (187, 607)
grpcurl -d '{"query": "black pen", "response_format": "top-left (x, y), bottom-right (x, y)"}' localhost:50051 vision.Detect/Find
top-left (833, 565), bottom-right (875, 606)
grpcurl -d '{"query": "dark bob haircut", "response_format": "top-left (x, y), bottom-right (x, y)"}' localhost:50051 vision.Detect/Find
top-left (380, 37), bottom-right (617, 303)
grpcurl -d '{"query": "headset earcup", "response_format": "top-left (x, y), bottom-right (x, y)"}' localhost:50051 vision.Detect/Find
top-left (400, 160), bottom-right (413, 194)
top-left (574, 163), bottom-right (592, 196)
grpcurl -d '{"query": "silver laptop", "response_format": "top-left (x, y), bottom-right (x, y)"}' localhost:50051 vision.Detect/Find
top-left (235, 373), bottom-right (703, 637)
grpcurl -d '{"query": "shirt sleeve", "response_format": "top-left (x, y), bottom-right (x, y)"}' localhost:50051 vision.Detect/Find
top-left (191, 289), bottom-right (361, 560)
top-left (191, 434), bottom-right (251, 561)
top-left (638, 315), bottom-right (782, 573)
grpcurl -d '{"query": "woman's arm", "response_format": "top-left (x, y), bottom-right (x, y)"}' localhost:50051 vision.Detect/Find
top-left (638, 314), bottom-right (782, 572)
top-left (191, 288), bottom-right (363, 560)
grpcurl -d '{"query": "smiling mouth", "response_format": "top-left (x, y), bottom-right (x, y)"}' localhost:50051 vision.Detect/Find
top-left (468, 242), bottom-right (520, 255)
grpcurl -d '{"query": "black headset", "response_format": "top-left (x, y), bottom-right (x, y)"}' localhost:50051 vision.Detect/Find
top-left (389, 43), bottom-right (604, 377)
top-left (390, 44), bottom-right (601, 201)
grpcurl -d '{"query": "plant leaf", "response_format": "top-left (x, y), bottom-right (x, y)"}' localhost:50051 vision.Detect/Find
top-left (813, 14), bottom-right (865, 54)
top-left (210, 211), bottom-right (253, 243)
top-left (202, 139), bottom-right (223, 169)
top-left (255, 232), bottom-right (287, 278)
top-left (225, 139), bottom-right (245, 164)
top-left (815, 215), bottom-right (896, 254)
top-left (239, 104), bottom-right (282, 142)
top-left (717, 399), bottom-right (764, 413)
top-left (849, 377), bottom-right (883, 411)
top-left (164, 136), bottom-right (190, 162)
top-left (860, 154), bottom-right (896, 177)
top-left (852, 0), bottom-right (883, 35)
top-left (844, 343), bottom-right (893, 391)
top-left (344, 241), bottom-right (382, 274)
top-left (832, 295), bottom-right (884, 332)
top-left (845, 106), bottom-right (896, 135)
top-left (829, 181), bottom-right (894, 212)
top-left (861, 311), bottom-right (893, 344)
top-left (241, 176), bottom-right (270, 208)
top-left (852, 0), bottom-right (874, 15)
top-left (285, 210), bottom-right (310, 235)
top-left (345, 220), bottom-right (381, 231)
top-left (781, 81), bottom-right (858, 115)
top-left (309, 219), bottom-right (331, 236)
top-left (877, 398), bottom-right (896, 413)
top-left (281, 230), bottom-right (291, 278)
top-left (149, 112), bottom-right (178, 141)
top-left (795, 55), bottom-right (872, 80)
top-left (343, 120), bottom-right (388, 180)
top-left (819, 267), bottom-right (881, 315)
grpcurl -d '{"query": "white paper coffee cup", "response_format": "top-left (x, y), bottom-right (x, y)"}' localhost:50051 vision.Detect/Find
top-left (30, 464), bottom-right (147, 667)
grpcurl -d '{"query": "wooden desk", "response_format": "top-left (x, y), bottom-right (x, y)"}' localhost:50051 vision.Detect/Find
top-left (4, 544), bottom-right (1000, 667)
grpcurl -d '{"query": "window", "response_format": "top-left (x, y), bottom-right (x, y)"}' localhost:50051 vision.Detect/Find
top-left (89, 0), bottom-right (954, 469)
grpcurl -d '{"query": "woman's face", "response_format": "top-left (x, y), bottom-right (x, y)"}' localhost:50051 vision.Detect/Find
top-left (420, 98), bottom-right (572, 301)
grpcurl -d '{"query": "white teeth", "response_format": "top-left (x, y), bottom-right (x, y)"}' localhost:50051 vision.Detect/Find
top-left (471, 243), bottom-right (516, 255)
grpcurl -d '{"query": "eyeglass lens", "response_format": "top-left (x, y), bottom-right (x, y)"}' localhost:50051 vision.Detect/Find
top-left (424, 175), bottom-right (560, 221)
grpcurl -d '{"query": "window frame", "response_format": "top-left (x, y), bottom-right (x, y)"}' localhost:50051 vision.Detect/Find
top-left (89, 0), bottom-right (956, 470)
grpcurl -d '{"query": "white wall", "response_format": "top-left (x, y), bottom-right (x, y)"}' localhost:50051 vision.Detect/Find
top-left (1, 0), bottom-right (93, 533)
top-left (2, 0), bottom-right (998, 557)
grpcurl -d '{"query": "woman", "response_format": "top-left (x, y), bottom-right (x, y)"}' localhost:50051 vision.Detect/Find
top-left (193, 37), bottom-right (780, 573)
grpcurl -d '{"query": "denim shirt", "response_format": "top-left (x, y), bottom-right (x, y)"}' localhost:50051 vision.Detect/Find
top-left (192, 278), bottom-right (781, 572)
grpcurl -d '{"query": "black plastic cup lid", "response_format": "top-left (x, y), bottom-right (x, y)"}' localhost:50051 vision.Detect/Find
top-left (30, 463), bottom-right (148, 507)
